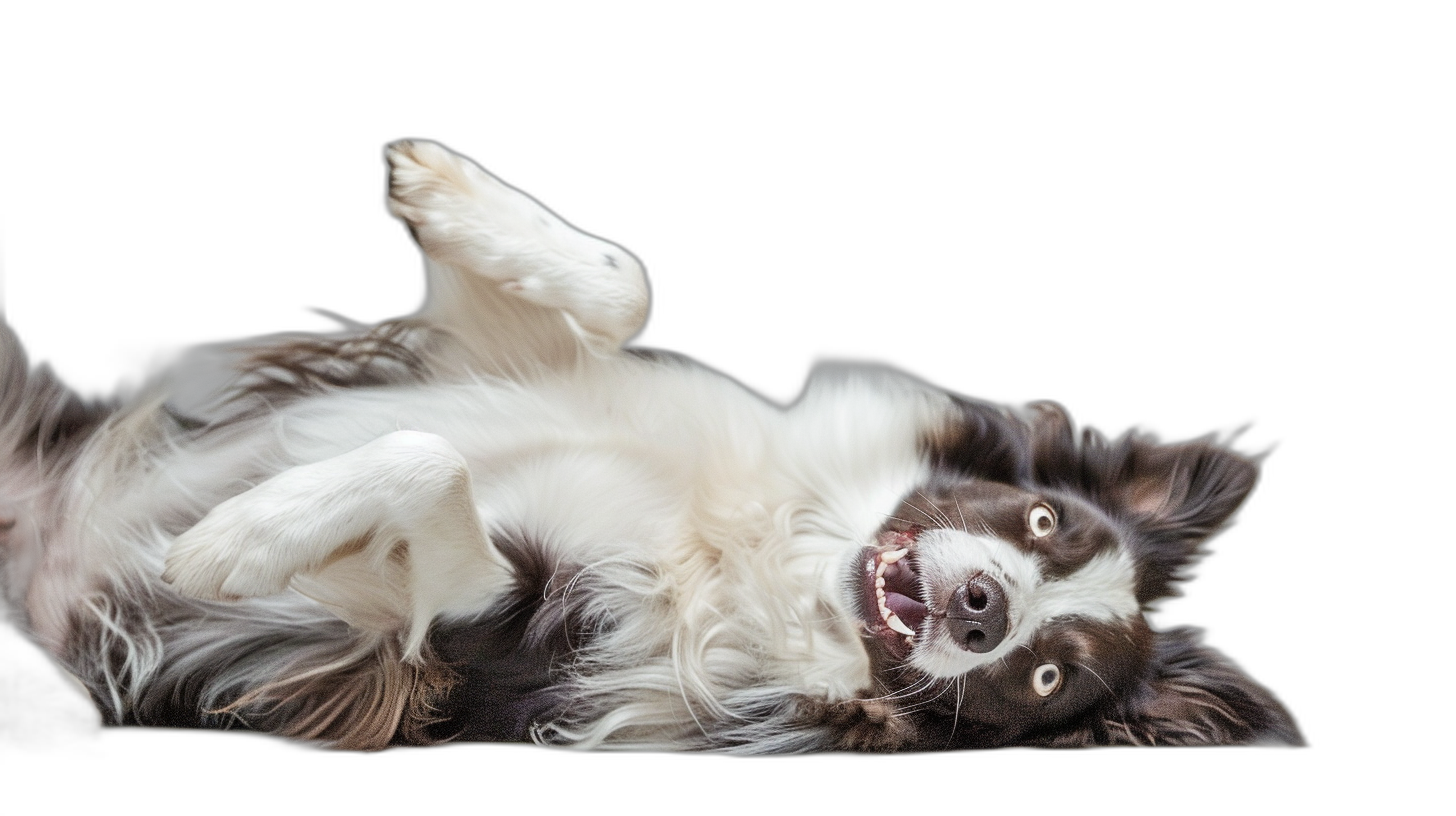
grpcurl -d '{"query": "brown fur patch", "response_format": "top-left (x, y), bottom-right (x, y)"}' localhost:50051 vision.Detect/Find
top-left (223, 635), bottom-right (456, 750)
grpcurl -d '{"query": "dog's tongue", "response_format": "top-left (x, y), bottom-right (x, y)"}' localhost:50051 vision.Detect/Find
top-left (885, 591), bottom-right (927, 631)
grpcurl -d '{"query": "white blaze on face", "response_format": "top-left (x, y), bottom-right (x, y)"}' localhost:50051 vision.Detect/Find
top-left (1024, 550), bottom-right (1140, 625)
top-left (907, 528), bottom-right (1139, 679)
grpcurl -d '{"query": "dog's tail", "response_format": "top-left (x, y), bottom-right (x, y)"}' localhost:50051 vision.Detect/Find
top-left (0, 323), bottom-right (113, 735)
top-left (0, 317), bottom-right (115, 611)
top-left (0, 319), bottom-right (114, 464)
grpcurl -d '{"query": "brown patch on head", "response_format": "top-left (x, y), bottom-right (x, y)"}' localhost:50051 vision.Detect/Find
top-left (881, 401), bottom-right (1294, 748)
top-left (1025, 401), bottom-right (1260, 604)
top-left (871, 616), bottom-right (1156, 749)
top-left (884, 479), bottom-right (1123, 579)
top-left (919, 400), bottom-right (1264, 601)
top-left (919, 395), bottom-right (1032, 485)
top-left (877, 618), bottom-right (1303, 748)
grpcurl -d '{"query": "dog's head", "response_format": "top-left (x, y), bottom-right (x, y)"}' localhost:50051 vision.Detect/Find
top-left (856, 401), bottom-right (1301, 747)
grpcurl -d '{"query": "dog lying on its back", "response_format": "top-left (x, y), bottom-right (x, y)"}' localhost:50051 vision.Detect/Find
top-left (0, 141), bottom-right (1300, 750)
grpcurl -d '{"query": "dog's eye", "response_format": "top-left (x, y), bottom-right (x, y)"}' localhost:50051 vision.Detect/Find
top-left (1028, 504), bottom-right (1056, 538)
top-left (1032, 663), bottom-right (1062, 697)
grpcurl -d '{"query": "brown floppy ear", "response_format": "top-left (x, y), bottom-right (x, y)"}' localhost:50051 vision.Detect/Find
top-left (1027, 402), bottom-right (1260, 605)
top-left (927, 394), bottom-right (1036, 485)
top-left (1107, 627), bottom-right (1302, 746)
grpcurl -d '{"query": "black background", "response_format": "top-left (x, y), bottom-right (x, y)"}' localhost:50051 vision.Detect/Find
top-left (0, 49), bottom-right (1333, 786)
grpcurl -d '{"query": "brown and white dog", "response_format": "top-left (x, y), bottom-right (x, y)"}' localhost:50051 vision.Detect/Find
top-left (0, 141), bottom-right (1300, 750)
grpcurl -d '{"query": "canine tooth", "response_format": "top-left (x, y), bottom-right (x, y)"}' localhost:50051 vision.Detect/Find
top-left (881, 548), bottom-right (909, 564)
top-left (886, 612), bottom-right (915, 637)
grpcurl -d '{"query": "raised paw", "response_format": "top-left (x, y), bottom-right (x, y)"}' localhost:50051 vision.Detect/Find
top-left (384, 139), bottom-right (648, 347)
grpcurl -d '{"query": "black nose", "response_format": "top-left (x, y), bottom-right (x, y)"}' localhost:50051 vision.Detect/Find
top-left (944, 573), bottom-right (1008, 653)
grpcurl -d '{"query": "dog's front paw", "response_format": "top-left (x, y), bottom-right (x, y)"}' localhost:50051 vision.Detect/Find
top-left (163, 495), bottom-right (307, 601)
top-left (797, 696), bottom-right (917, 752)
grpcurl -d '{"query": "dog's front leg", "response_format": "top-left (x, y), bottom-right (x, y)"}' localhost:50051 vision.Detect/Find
top-left (163, 431), bottom-right (510, 659)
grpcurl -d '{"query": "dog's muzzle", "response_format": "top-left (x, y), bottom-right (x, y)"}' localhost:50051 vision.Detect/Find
top-left (861, 531), bottom-right (1013, 660)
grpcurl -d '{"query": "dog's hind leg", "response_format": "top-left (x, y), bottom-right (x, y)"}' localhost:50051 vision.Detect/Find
top-left (385, 140), bottom-right (649, 376)
top-left (162, 430), bottom-right (510, 659)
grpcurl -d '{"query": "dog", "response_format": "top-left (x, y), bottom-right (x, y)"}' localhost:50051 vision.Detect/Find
top-left (0, 140), bottom-right (1301, 751)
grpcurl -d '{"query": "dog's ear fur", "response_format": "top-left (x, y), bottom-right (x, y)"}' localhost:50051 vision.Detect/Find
top-left (925, 395), bottom-right (1035, 485)
top-left (1027, 402), bottom-right (1259, 605)
top-left (1106, 627), bottom-right (1303, 746)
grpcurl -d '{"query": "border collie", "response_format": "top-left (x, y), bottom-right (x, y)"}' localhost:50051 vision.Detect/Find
top-left (0, 141), bottom-right (1300, 750)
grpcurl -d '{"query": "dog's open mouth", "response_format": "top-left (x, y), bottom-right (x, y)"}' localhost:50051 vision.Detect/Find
top-left (860, 528), bottom-right (929, 660)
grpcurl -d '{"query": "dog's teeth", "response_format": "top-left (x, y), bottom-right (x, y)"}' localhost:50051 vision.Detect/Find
top-left (874, 553), bottom-right (914, 635)
top-left (878, 596), bottom-right (892, 621)
top-left (886, 612), bottom-right (915, 637)
top-left (881, 548), bottom-right (909, 564)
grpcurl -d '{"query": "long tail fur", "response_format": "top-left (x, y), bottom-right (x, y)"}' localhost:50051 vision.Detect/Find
top-left (0, 318), bottom-right (114, 614)
top-left (2, 318), bottom-right (449, 748)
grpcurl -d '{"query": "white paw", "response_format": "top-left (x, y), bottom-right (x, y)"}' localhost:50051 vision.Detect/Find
top-left (163, 491), bottom-right (311, 601)
top-left (162, 472), bottom-right (337, 600)
top-left (161, 433), bottom-right (455, 603)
